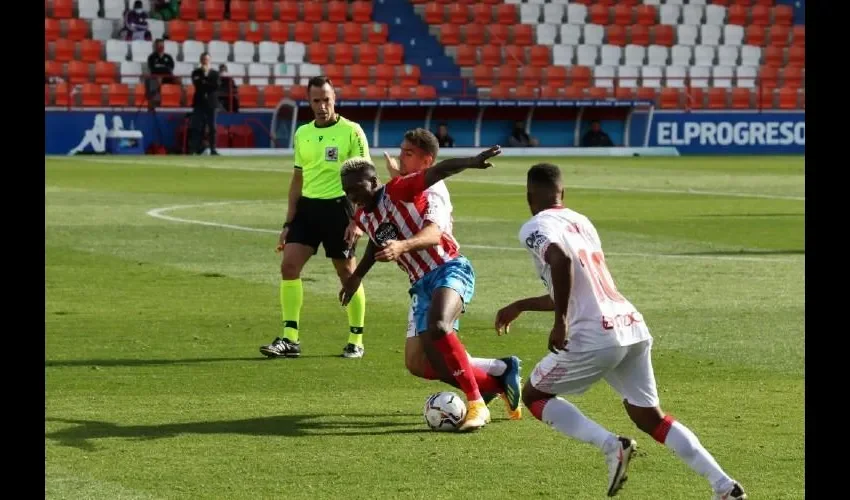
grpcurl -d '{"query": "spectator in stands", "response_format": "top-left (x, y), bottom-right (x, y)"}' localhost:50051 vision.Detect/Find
top-left (508, 121), bottom-right (538, 147)
top-left (218, 64), bottom-right (239, 113)
top-left (150, 0), bottom-right (179, 22)
top-left (119, 0), bottom-right (152, 41)
top-left (434, 123), bottom-right (454, 148)
top-left (581, 120), bottom-right (614, 148)
top-left (145, 38), bottom-right (176, 108)
top-left (190, 52), bottom-right (221, 155)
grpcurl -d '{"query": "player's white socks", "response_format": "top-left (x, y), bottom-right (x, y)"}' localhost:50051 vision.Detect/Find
top-left (467, 356), bottom-right (507, 377)
top-left (664, 420), bottom-right (734, 494)
top-left (540, 397), bottom-right (619, 453)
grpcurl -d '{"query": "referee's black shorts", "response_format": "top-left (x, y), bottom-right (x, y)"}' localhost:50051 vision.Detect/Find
top-left (286, 196), bottom-right (357, 259)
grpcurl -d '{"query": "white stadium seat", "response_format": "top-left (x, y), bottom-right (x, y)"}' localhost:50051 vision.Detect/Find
top-left (274, 63), bottom-right (298, 86)
top-left (553, 45), bottom-right (575, 66)
top-left (735, 66), bottom-right (758, 89)
top-left (258, 42), bottom-right (281, 64)
top-left (520, 5), bottom-right (541, 24)
top-left (577, 45), bottom-right (599, 66)
top-left (617, 66), bottom-right (640, 88)
top-left (705, 5), bottom-right (727, 26)
top-left (694, 45), bottom-right (716, 67)
top-left (740, 45), bottom-right (762, 67)
top-left (536, 25), bottom-right (558, 46)
top-left (233, 41), bottom-right (256, 64)
top-left (182, 41), bottom-right (205, 64)
top-left (723, 25), bottom-right (744, 46)
top-left (120, 61), bottom-right (142, 84)
top-left (173, 62), bottom-right (194, 85)
top-left (689, 66), bottom-right (711, 88)
top-left (647, 45), bottom-right (669, 66)
top-left (543, 4), bottom-right (565, 25)
top-left (660, 5), bottom-right (681, 25)
top-left (223, 62), bottom-right (246, 84)
top-left (665, 65), bottom-right (688, 88)
top-left (712, 66), bottom-right (734, 88)
top-left (717, 45), bottom-right (740, 66)
top-left (624, 45), bottom-right (646, 66)
top-left (594, 65), bottom-right (616, 88)
top-left (671, 45), bottom-right (693, 66)
top-left (560, 25), bottom-right (581, 45)
top-left (106, 40), bottom-right (129, 62)
top-left (682, 5), bottom-right (705, 25)
top-left (78, 0), bottom-right (100, 20)
top-left (283, 42), bottom-right (306, 64)
top-left (583, 24), bottom-right (605, 45)
top-left (700, 25), bottom-right (721, 46)
top-left (208, 41), bottom-right (231, 64)
top-left (567, 4), bottom-right (587, 25)
top-left (641, 66), bottom-right (663, 88)
top-left (600, 45), bottom-right (622, 66)
top-left (248, 63), bottom-right (271, 85)
top-left (131, 40), bottom-right (153, 63)
top-left (677, 25), bottom-right (699, 46)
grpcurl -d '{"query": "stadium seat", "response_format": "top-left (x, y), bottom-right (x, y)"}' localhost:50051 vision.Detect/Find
top-left (65, 19), bottom-right (89, 41)
top-left (791, 26), bottom-right (805, 46)
top-left (53, 39), bottom-right (76, 62)
top-left (207, 41), bottom-right (230, 64)
top-left (68, 61), bottom-right (91, 84)
top-left (735, 65), bottom-right (757, 88)
top-left (594, 66), bottom-right (616, 89)
top-left (727, 5), bottom-right (747, 25)
top-left (615, 87), bottom-right (636, 100)
top-left (46, 18), bottom-right (62, 42)
top-left (382, 44), bottom-right (404, 65)
top-left (652, 25), bottom-right (675, 46)
top-left (618, 65), bottom-right (640, 88)
top-left (120, 62), bottom-right (142, 83)
top-left (787, 46), bottom-right (804, 68)
top-left (782, 66), bottom-right (803, 90)
top-left (665, 65), bottom-right (687, 88)
top-left (614, 5), bottom-right (633, 26)
top-left (777, 87), bottom-right (798, 109)
top-left (416, 85), bottom-right (437, 99)
top-left (521, 4), bottom-right (541, 24)
top-left (253, 1), bottom-right (275, 22)
top-left (238, 85), bottom-right (260, 107)
top-left (78, 0), bottom-right (100, 19)
top-left (193, 21), bottom-right (214, 43)
top-left (348, 66), bottom-right (369, 87)
top-left (723, 25), bottom-right (744, 46)
top-left (357, 44), bottom-right (378, 66)
top-left (308, 43), bottom-right (330, 65)
top-left (472, 4), bottom-right (493, 23)
top-left (342, 23), bottom-right (363, 45)
top-left (52, 0), bottom-right (74, 18)
top-left (228, 1), bottom-right (249, 22)
top-left (248, 63), bottom-right (271, 85)
top-left (399, 65), bottom-right (421, 87)
top-left (334, 44), bottom-right (354, 65)
top-left (496, 5), bottom-right (518, 25)
top-left (257, 42), bottom-right (279, 64)
top-left (183, 41), bottom-right (205, 64)
top-left (233, 42), bottom-right (256, 64)
top-left (712, 65), bottom-right (734, 88)
top-left (448, 5), bottom-right (470, 24)
top-left (160, 84), bottom-right (183, 107)
top-left (659, 88), bottom-right (682, 109)
top-left (607, 26), bottom-right (627, 47)
top-left (375, 64), bottom-right (396, 86)
top-left (763, 46), bottom-right (784, 67)
top-left (268, 22), bottom-right (288, 43)
top-left (706, 88), bottom-right (728, 109)
top-left (630, 25), bottom-right (650, 46)
top-left (294, 23), bottom-right (314, 44)
top-left (78, 40), bottom-right (102, 63)
top-left (705, 5), bottom-right (727, 26)
top-left (167, 20), bottom-right (190, 42)
top-left (179, 0), bottom-right (200, 21)
top-left (279, 1), bottom-right (298, 23)
top-left (80, 83), bottom-right (103, 107)
top-left (107, 83), bottom-right (130, 106)
top-left (389, 86), bottom-right (415, 100)
top-left (636, 5), bottom-right (657, 26)
top-left (203, 0), bottom-right (225, 21)
top-left (325, 1), bottom-right (347, 23)
top-left (686, 88), bottom-right (706, 109)
top-left (513, 25), bottom-right (534, 46)
top-left (740, 45), bottom-right (761, 67)
top-left (54, 83), bottom-right (71, 107)
top-left (570, 66), bottom-right (592, 88)
top-left (263, 85), bottom-right (286, 108)
top-left (589, 5), bottom-right (610, 25)
top-left (339, 85), bottom-right (361, 99)
top-left (303, 3), bottom-right (323, 23)
top-left (473, 66), bottom-right (494, 88)
top-left (544, 66), bottom-right (567, 87)
top-left (636, 87), bottom-right (656, 101)
top-left (367, 23), bottom-right (389, 44)
top-left (496, 66), bottom-right (519, 87)
top-left (769, 26), bottom-right (790, 48)
top-left (730, 88), bottom-right (752, 109)
top-left (745, 26), bottom-right (765, 46)
top-left (94, 61), bottom-right (117, 84)
top-left (318, 22), bottom-right (338, 44)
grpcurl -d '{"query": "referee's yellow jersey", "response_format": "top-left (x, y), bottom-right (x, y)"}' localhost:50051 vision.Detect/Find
top-left (293, 116), bottom-right (371, 199)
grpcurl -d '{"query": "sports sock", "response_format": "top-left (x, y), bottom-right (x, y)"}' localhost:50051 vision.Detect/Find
top-left (653, 416), bottom-right (734, 493)
top-left (345, 284), bottom-right (366, 346)
top-left (529, 397), bottom-right (619, 453)
top-left (422, 360), bottom-right (500, 394)
top-left (432, 332), bottom-right (482, 402)
top-left (467, 354), bottom-right (508, 376)
top-left (280, 279), bottom-right (303, 343)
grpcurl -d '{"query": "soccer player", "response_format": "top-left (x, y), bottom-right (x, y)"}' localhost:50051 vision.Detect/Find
top-left (338, 146), bottom-right (507, 431)
top-left (362, 128), bottom-right (523, 419)
top-left (494, 163), bottom-right (748, 499)
top-left (259, 76), bottom-right (369, 360)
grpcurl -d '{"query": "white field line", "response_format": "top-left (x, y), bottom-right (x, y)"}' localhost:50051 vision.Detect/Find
top-left (145, 201), bottom-right (801, 264)
top-left (51, 156), bottom-right (805, 201)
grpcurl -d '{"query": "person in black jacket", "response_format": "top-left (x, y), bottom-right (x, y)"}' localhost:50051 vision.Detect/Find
top-left (581, 120), bottom-right (614, 147)
top-left (190, 52), bottom-right (220, 154)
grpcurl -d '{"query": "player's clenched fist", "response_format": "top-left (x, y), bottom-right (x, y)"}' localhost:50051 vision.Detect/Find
top-left (548, 321), bottom-right (568, 354)
top-left (375, 240), bottom-right (405, 262)
top-left (494, 303), bottom-right (522, 335)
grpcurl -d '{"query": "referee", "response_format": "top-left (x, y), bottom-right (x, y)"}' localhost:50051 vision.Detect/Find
top-left (260, 76), bottom-right (370, 359)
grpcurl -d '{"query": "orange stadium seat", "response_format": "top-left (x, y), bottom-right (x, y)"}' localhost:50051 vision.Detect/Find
top-left (589, 5), bottom-right (610, 25)
top-left (465, 25), bottom-right (485, 45)
top-left (750, 5), bottom-right (769, 26)
top-left (179, 0), bottom-right (200, 20)
top-left (455, 46), bottom-right (476, 66)
top-left (238, 85), bottom-right (260, 107)
top-left (496, 66), bottom-right (519, 86)
top-left (334, 44), bottom-right (354, 65)
top-left (309, 43), bottom-right (330, 64)
top-left (325, 66), bottom-right (345, 84)
top-left (480, 46), bottom-right (501, 66)
top-left (731, 88), bottom-right (752, 109)
top-left (318, 22), bottom-right (339, 44)
top-left (375, 64), bottom-right (395, 86)
top-left (544, 66), bottom-right (567, 87)
top-left (80, 40), bottom-right (102, 63)
top-left (440, 25), bottom-right (460, 45)
top-left (343, 23), bottom-right (364, 44)
top-left (363, 86), bottom-right (387, 100)
top-left (350, 66), bottom-right (370, 87)
top-left (496, 4), bottom-right (517, 25)
top-left (614, 5), bottom-right (633, 26)
top-left (759, 65), bottom-right (780, 88)
top-left (686, 88), bottom-right (705, 109)
top-left (263, 85), bottom-right (286, 108)
top-left (289, 85), bottom-right (307, 101)
top-left (399, 65), bottom-right (421, 86)
top-left (367, 23), bottom-right (388, 44)
top-left (94, 61), bottom-right (117, 84)
top-left (133, 84), bottom-right (148, 107)
top-left (630, 25), bottom-right (650, 46)
top-left (473, 66), bottom-right (494, 87)
top-left (425, 4), bottom-right (443, 24)
top-left (160, 84), bottom-right (182, 107)
top-left (54, 39), bottom-right (76, 62)
top-left (489, 84), bottom-right (511, 99)
top-left (193, 21), bottom-right (214, 42)
top-left (352, 1), bottom-right (374, 23)
top-left (727, 5), bottom-right (747, 25)
top-left (707, 88), bottom-right (728, 109)
top-left (745, 25), bottom-right (766, 46)
top-left (773, 5), bottom-right (793, 26)
top-left (219, 21), bottom-right (240, 43)
top-left (67, 61), bottom-right (90, 84)
top-left (488, 25), bottom-right (509, 45)
top-left (636, 5), bottom-right (656, 26)
top-left (228, 1), bottom-right (250, 22)
top-left (107, 83), bottom-right (130, 106)
top-left (513, 25), bottom-right (534, 46)
top-left (791, 25), bottom-right (805, 46)
top-left (607, 26), bottom-right (627, 47)
top-left (564, 86), bottom-right (584, 99)
top-left (204, 0), bottom-right (226, 21)
top-left (52, 0), bottom-right (73, 18)
top-left (570, 66), bottom-right (592, 88)
top-left (540, 87), bottom-right (562, 99)
top-left (80, 83), bottom-right (103, 107)
top-left (267, 22), bottom-right (288, 43)
top-left (279, 1), bottom-right (298, 23)
top-left (515, 86), bottom-right (539, 99)
top-left (328, 1), bottom-right (348, 23)
top-left (167, 20), bottom-right (190, 41)
top-left (253, 1), bottom-right (274, 22)
top-left (652, 25), bottom-right (674, 46)
top-left (45, 61), bottom-right (64, 80)
top-left (763, 46), bottom-right (784, 67)
top-left (54, 82), bottom-right (71, 106)
top-left (782, 66), bottom-right (803, 89)
top-left (472, 4), bottom-right (493, 23)
top-left (448, 5), bottom-right (469, 25)
top-left (520, 66), bottom-right (542, 87)
top-left (389, 86), bottom-right (414, 100)
top-left (587, 87), bottom-right (609, 99)
top-left (66, 19), bottom-right (89, 41)
top-left (504, 45), bottom-right (525, 65)
top-left (757, 88), bottom-right (775, 109)
top-left (636, 87), bottom-right (657, 101)
top-left (529, 46), bottom-right (551, 68)
top-left (294, 22), bottom-right (314, 44)
top-left (339, 85), bottom-right (361, 99)
top-left (769, 26), bottom-right (790, 47)
top-left (303, 3), bottom-right (323, 23)
top-left (46, 18), bottom-right (61, 42)
top-left (382, 44), bottom-right (404, 65)
top-left (615, 87), bottom-right (635, 100)
top-left (787, 46), bottom-right (804, 67)
top-left (358, 44), bottom-right (379, 65)
top-left (777, 87), bottom-right (798, 109)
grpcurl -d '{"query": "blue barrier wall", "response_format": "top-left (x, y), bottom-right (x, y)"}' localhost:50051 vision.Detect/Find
top-left (46, 104), bottom-right (804, 155)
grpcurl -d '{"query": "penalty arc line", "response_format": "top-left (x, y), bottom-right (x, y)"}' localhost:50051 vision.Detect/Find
top-left (145, 201), bottom-right (801, 264)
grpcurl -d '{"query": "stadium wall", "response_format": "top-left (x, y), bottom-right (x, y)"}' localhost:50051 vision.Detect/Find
top-left (45, 105), bottom-right (804, 156)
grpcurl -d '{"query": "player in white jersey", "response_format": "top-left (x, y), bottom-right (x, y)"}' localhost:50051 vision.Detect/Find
top-left (344, 129), bottom-right (523, 419)
top-left (493, 164), bottom-right (747, 499)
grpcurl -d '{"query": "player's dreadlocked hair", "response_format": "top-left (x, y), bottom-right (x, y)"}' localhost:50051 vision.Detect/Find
top-left (527, 163), bottom-right (563, 190)
top-left (341, 157), bottom-right (377, 179)
top-left (403, 128), bottom-right (440, 158)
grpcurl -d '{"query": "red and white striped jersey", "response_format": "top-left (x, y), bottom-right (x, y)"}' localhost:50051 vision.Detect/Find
top-left (353, 171), bottom-right (460, 283)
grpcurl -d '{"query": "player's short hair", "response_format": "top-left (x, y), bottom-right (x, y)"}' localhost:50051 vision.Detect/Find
top-left (307, 76), bottom-right (334, 93)
top-left (341, 157), bottom-right (377, 179)
top-left (527, 163), bottom-right (562, 189)
top-left (403, 128), bottom-right (440, 158)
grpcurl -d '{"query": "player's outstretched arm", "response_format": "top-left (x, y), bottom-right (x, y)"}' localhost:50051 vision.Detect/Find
top-left (422, 145), bottom-right (501, 189)
top-left (495, 295), bottom-right (554, 335)
top-left (340, 240), bottom-right (377, 306)
top-left (375, 222), bottom-right (441, 262)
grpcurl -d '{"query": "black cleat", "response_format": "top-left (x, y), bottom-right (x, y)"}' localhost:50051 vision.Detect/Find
top-left (260, 337), bottom-right (301, 358)
top-left (341, 343), bottom-right (364, 359)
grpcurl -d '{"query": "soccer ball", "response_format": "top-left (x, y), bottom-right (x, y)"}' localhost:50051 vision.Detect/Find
top-left (423, 391), bottom-right (467, 431)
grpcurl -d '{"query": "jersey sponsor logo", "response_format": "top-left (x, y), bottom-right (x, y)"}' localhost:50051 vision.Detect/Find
top-left (374, 221), bottom-right (400, 246)
top-left (525, 230), bottom-right (547, 252)
top-left (601, 312), bottom-right (644, 330)
top-left (325, 146), bottom-right (339, 162)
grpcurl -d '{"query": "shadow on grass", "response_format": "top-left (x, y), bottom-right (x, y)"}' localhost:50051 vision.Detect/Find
top-left (45, 355), bottom-right (343, 368)
top-left (46, 413), bottom-right (433, 451)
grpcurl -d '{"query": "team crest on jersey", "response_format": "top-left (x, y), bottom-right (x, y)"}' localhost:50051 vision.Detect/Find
top-left (525, 230), bottom-right (547, 251)
top-left (325, 146), bottom-right (339, 162)
top-left (374, 222), bottom-right (400, 246)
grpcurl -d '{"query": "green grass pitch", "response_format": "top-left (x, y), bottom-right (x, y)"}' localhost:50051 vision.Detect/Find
top-left (45, 155), bottom-right (803, 499)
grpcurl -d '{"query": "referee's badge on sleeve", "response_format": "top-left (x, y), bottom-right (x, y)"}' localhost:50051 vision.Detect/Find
top-left (325, 146), bottom-right (339, 162)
